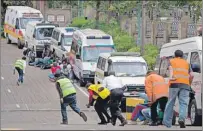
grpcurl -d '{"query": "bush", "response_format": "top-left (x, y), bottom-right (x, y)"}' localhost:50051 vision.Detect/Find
top-left (69, 17), bottom-right (91, 28)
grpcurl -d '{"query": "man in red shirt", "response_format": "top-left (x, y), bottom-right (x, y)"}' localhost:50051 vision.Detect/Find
top-left (49, 62), bottom-right (61, 81)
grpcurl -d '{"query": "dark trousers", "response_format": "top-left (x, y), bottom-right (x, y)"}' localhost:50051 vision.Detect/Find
top-left (109, 88), bottom-right (125, 123)
top-left (151, 97), bottom-right (168, 123)
top-left (15, 67), bottom-right (24, 83)
top-left (61, 94), bottom-right (80, 122)
top-left (94, 96), bottom-right (111, 123)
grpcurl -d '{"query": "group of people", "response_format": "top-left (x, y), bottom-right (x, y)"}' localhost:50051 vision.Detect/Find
top-left (13, 49), bottom-right (194, 128)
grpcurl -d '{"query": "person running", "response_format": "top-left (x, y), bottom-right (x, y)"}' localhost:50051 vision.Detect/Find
top-left (54, 70), bottom-right (87, 124)
top-left (13, 56), bottom-right (27, 86)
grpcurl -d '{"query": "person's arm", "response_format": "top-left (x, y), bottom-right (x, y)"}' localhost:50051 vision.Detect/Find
top-left (88, 90), bottom-right (94, 104)
top-left (56, 82), bottom-right (63, 99)
top-left (145, 77), bottom-right (153, 102)
top-left (189, 67), bottom-right (194, 85)
top-left (138, 93), bottom-right (148, 101)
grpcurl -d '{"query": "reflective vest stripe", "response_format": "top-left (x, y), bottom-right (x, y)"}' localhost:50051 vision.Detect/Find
top-left (173, 74), bottom-right (190, 79)
top-left (152, 81), bottom-right (167, 87)
top-left (172, 68), bottom-right (188, 73)
top-left (57, 78), bottom-right (76, 98)
top-left (15, 60), bottom-right (24, 70)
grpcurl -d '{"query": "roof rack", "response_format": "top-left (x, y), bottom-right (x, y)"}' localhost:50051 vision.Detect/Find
top-left (110, 52), bottom-right (141, 57)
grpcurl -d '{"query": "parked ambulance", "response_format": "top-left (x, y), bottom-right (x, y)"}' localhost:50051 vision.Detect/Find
top-left (95, 52), bottom-right (148, 111)
top-left (4, 6), bottom-right (43, 49)
top-left (155, 36), bottom-right (202, 126)
top-left (71, 29), bottom-right (115, 86)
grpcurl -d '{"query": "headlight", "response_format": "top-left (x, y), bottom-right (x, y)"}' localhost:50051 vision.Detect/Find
top-left (83, 70), bottom-right (91, 75)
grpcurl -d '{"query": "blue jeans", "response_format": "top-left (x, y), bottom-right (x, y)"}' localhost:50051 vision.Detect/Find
top-left (15, 67), bottom-right (24, 83)
top-left (29, 58), bottom-right (43, 66)
top-left (61, 94), bottom-right (80, 122)
top-left (48, 73), bottom-right (55, 79)
top-left (163, 85), bottom-right (190, 128)
top-left (142, 108), bottom-right (151, 121)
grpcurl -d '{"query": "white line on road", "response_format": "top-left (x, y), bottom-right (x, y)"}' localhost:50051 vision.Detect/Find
top-left (16, 104), bottom-right (20, 108)
top-left (1, 77), bottom-right (4, 80)
top-left (25, 104), bottom-right (29, 110)
top-left (7, 89), bottom-right (11, 93)
top-left (74, 83), bottom-right (88, 97)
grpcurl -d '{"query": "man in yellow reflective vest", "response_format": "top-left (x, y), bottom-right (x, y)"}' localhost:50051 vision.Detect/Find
top-left (13, 56), bottom-right (26, 86)
top-left (54, 70), bottom-right (87, 124)
top-left (86, 83), bottom-right (111, 125)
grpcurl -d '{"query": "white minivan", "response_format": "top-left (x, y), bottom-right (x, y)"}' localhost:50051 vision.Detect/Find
top-left (71, 29), bottom-right (115, 86)
top-left (95, 52), bottom-right (148, 111)
top-left (50, 27), bottom-right (78, 60)
top-left (155, 36), bottom-right (202, 126)
top-left (4, 6), bottom-right (43, 49)
top-left (25, 21), bottom-right (59, 57)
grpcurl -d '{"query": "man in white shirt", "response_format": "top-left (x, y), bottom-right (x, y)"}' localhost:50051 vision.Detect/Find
top-left (13, 56), bottom-right (27, 86)
top-left (102, 71), bottom-right (127, 126)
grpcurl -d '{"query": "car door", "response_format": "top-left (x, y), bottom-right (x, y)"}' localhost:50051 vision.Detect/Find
top-left (190, 51), bottom-right (202, 110)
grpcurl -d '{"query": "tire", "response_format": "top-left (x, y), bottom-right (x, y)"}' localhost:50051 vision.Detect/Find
top-left (79, 79), bottom-right (86, 87)
top-left (188, 99), bottom-right (202, 126)
top-left (172, 111), bottom-right (176, 125)
top-left (17, 39), bottom-right (23, 49)
top-left (6, 34), bottom-right (11, 44)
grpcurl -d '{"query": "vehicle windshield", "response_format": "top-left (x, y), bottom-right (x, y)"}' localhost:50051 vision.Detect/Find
top-left (20, 18), bottom-right (42, 29)
top-left (62, 35), bottom-right (73, 46)
top-left (83, 46), bottom-right (114, 62)
top-left (112, 62), bottom-right (147, 77)
top-left (36, 27), bottom-right (54, 40)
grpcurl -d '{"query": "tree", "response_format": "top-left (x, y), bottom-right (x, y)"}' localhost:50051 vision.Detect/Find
top-left (95, 0), bottom-right (101, 29)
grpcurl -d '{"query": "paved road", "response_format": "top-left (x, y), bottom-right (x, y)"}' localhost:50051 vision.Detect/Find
top-left (1, 40), bottom-right (202, 130)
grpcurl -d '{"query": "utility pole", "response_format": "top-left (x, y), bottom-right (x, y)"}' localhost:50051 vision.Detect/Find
top-left (137, 1), bottom-right (141, 46)
top-left (140, 0), bottom-right (146, 56)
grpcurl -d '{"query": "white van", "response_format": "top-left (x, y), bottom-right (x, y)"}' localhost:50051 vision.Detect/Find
top-left (155, 36), bottom-right (202, 126)
top-left (50, 27), bottom-right (78, 59)
top-left (4, 6), bottom-right (43, 49)
top-left (71, 29), bottom-right (115, 86)
top-left (25, 21), bottom-right (59, 57)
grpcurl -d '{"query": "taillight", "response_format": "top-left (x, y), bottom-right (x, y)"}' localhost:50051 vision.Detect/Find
top-left (19, 30), bottom-right (23, 36)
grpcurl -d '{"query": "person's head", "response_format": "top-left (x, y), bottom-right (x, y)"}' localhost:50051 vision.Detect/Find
top-left (54, 69), bottom-right (61, 78)
top-left (146, 70), bottom-right (156, 77)
top-left (53, 62), bottom-right (57, 67)
top-left (174, 50), bottom-right (183, 58)
top-left (108, 71), bottom-right (115, 76)
top-left (22, 56), bottom-right (26, 60)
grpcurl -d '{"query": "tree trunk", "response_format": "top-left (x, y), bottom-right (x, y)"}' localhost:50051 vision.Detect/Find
top-left (95, 0), bottom-right (101, 29)
top-left (107, 0), bottom-right (112, 24)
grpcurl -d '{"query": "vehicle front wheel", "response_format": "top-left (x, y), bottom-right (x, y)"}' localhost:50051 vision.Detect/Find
top-left (188, 99), bottom-right (202, 126)
top-left (6, 34), bottom-right (11, 44)
top-left (17, 39), bottom-right (23, 49)
top-left (79, 79), bottom-right (86, 87)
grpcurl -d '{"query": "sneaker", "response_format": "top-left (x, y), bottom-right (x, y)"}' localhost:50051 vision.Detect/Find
top-left (149, 122), bottom-right (158, 126)
top-left (142, 120), bottom-right (149, 125)
top-left (98, 122), bottom-right (107, 125)
top-left (119, 120), bottom-right (127, 126)
top-left (178, 121), bottom-right (186, 128)
top-left (79, 112), bottom-right (87, 122)
top-left (61, 121), bottom-right (68, 125)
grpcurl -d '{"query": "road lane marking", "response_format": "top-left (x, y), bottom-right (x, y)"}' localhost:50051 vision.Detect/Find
top-left (25, 104), bottom-right (29, 110)
top-left (16, 104), bottom-right (20, 108)
top-left (7, 89), bottom-right (11, 93)
top-left (1, 77), bottom-right (4, 80)
top-left (74, 83), bottom-right (88, 97)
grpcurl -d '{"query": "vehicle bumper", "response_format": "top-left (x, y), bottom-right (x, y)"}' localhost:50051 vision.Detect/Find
top-left (82, 74), bottom-right (95, 83)
top-left (36, 45), bottom-right (44, 52)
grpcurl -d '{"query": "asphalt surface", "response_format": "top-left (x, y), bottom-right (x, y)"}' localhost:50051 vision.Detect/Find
top-left (1, 40), bottom-right (202, 130)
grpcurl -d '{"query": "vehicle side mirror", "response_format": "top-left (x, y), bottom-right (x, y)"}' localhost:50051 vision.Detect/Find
top-left (76, 54), bottom-right (80, 59)
top-left (191, 63), bottom-right (200, 73)
top-left (33, 34), bottom-right (35, 38)
top-left (58, 42), bottom-right (61, 46)
top-left (104, 72), bottom-right (109, 77)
